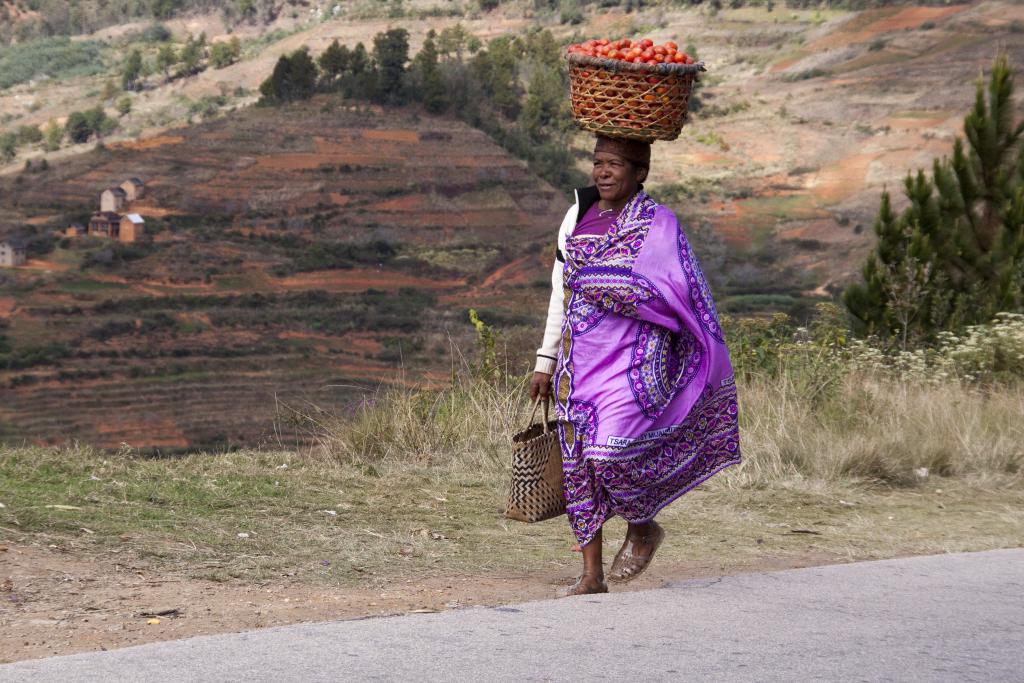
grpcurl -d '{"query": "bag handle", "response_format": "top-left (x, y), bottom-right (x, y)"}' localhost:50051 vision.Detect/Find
top-left (528, 396), bottom-right (551, 433)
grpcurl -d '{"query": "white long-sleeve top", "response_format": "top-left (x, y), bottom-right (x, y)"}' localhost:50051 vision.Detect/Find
top-left (534, 193), bottom-right (582, 375)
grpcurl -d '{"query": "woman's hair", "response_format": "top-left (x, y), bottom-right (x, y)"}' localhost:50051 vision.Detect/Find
top-left (594, 135), bottom-right (651, 169)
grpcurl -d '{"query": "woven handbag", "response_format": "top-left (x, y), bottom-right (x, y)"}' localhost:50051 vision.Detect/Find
top-left (504, 398), bottom-right (565, 523)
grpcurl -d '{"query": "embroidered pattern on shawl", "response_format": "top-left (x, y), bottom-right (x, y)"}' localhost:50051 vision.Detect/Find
top-left (629, 321), bottom-right (703, 421)
top-left (554, 190), bottom-right (741, 546)
top-left (678, 231), bottom-right (724, 343)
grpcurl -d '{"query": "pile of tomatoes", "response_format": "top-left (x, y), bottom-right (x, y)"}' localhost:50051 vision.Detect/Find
top-left (567, 38), bottom-right (695, 65)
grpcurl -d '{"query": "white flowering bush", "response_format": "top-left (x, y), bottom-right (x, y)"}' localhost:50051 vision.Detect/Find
top-left (848, 313), bottom-right (1024, 384)
top-left (720, 308), bottom-right (1024, 486)
top-left (935, 313), bottom-right (1024, 383)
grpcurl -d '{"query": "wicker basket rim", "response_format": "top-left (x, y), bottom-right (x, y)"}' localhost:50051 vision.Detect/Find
top-left (564, 50), bottom-right (707, 75)
top-left (512, 420), bottom-right (560, 445)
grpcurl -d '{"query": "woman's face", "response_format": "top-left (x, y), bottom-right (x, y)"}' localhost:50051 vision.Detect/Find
top-left (592, 151), bottom-right (647, 204)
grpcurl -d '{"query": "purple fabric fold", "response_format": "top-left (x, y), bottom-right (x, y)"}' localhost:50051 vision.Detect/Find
top-left (553, 191), bottom-right (741, 545)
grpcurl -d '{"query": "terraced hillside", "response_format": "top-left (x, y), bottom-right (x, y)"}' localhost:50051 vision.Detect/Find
top-left (2, 0), bottom-right (1023, 449)
top-left (0, 98), bottom-right (562, 449)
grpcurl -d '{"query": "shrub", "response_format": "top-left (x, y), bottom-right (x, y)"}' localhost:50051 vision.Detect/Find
top-left (143, 23), bottom-right (173, 42)
top-left (209, 37), bottom-right (242, 69)
top-left (15, 124), bottom-right (42, 146)
top-left (0, 132), bottom-right (15, 162)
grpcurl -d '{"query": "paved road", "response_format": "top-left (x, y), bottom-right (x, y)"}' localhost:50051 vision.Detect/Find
top-left (3, 549), bottom-right (1022, 682)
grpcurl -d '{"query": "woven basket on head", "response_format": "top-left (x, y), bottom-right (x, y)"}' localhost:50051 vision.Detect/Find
top-left (565, 51), bottom-right (706, 143)
top-left (504, 399), bottom-right (564, 523)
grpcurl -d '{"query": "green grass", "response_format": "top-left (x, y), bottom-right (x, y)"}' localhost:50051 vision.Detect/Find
top-left (0, 37), bottom-right (108, 90)
top-left (1, 444), bottom-right (1020, 586)
top-left (739, 194), bottom-right (828, 221)
top-left (58, 278), bottom-right (129, 293)
top-left (722, 293), bottom-right (802, 313)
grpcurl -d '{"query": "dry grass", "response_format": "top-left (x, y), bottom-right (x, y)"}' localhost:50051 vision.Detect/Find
top-left (723, 373), bottom-right (1024, 489)
top-left (2, 334), bottom-right (1022, 585)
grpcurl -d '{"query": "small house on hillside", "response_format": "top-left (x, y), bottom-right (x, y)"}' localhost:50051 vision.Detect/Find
top-left (120, 213), bottom-right (145, 243)
top-left (100, 187), bottom-right (127, 212)
top-left (88, 212), bottom-right (121, 239)
top-left (120, 177), bottom-right (145, 201)
top-left (0, 237), bottom-right (27, 267)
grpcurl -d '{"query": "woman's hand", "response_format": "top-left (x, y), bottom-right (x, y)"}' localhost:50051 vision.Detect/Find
top-left (529, 372), bottom-right (553, 401)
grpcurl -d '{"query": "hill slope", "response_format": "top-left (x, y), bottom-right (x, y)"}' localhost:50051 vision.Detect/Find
top-left (0, 96), bottom-right (563, 449)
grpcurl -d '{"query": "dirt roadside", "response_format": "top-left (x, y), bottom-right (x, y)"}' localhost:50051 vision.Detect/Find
top-left (0, 541), bottom-right (840, 665)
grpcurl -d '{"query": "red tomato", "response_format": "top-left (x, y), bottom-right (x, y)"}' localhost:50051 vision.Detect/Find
top-left (654, 53), bottom-right (665, 63)
top-left (621, 39), bottom-right (632, 48)
top-left (684, 56), bottom-right (694, 64)
top-left (597, 38), bottom-right (609, 46)
top-left (672, 53), bottom-right (685, 63)
top-left (608, 49), bottom-right (622, 59)
top-left (640, 38), bottom-right (653, 48)
top-left (641, 48), bottom-right (654, 59)
top-left (665, 41), bottom-right (678, 51)
top-left (653, 45), bottom-right (666, 55)
top-left (645, 59), bottom-right (658, 65)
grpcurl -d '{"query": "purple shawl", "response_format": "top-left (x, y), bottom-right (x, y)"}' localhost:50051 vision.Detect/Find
top-left (553, 190), bottom-right (741, 545)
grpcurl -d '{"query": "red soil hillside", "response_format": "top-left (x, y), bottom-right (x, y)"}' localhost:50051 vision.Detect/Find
top-left (0, 97), bottom-right (565, 450)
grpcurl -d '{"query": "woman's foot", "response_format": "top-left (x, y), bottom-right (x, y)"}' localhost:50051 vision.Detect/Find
top-left (608, 521), bottom-right (665, 583)
top-left (558, 572), bottom-right (609, 598)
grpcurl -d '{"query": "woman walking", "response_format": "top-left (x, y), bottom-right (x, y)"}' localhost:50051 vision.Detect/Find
top-left (530, 135), bottom-right (741, 596)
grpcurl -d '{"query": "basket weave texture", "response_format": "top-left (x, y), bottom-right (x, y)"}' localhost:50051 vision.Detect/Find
top-left (565, 51), bottom-right (706, 142)
top-left (504, 401), bottom-right (564, 523)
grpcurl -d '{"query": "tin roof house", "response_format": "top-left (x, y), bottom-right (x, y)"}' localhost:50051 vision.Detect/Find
top-left (120, 213), bottom-right (145, 243)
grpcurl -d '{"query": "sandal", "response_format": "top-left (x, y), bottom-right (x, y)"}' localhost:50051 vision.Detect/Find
top-left (558, 572), bottom-right (609, 598)
top-left (608, 521), bottom-right (665, 583)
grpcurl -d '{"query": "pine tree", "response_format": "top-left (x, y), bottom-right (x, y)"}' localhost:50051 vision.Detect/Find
top-left (122, 49), bottom-right (143, 91)
top-left (288, 48), bottom-right (318, 100)
top-left (340, 43), bottom-right (372, 100)
top-left (349, 43), bottom-right (370, 76)
top-left (258, 48), bottom-right (318, 105)
top-left (845, 54), bottom-right (1024, 346)
top-left (372, 28), bottom-right (410, 104)
top-left (156, 44), bottom-right (178, 79)
top-left (412, 30), bottom-right (446, 113)
top-left (470, 37), bottom-right (520, 118)
top-left (437, 24), bottom-right (470, 61)
top-left (318, 39), bottom-right (350, 90)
